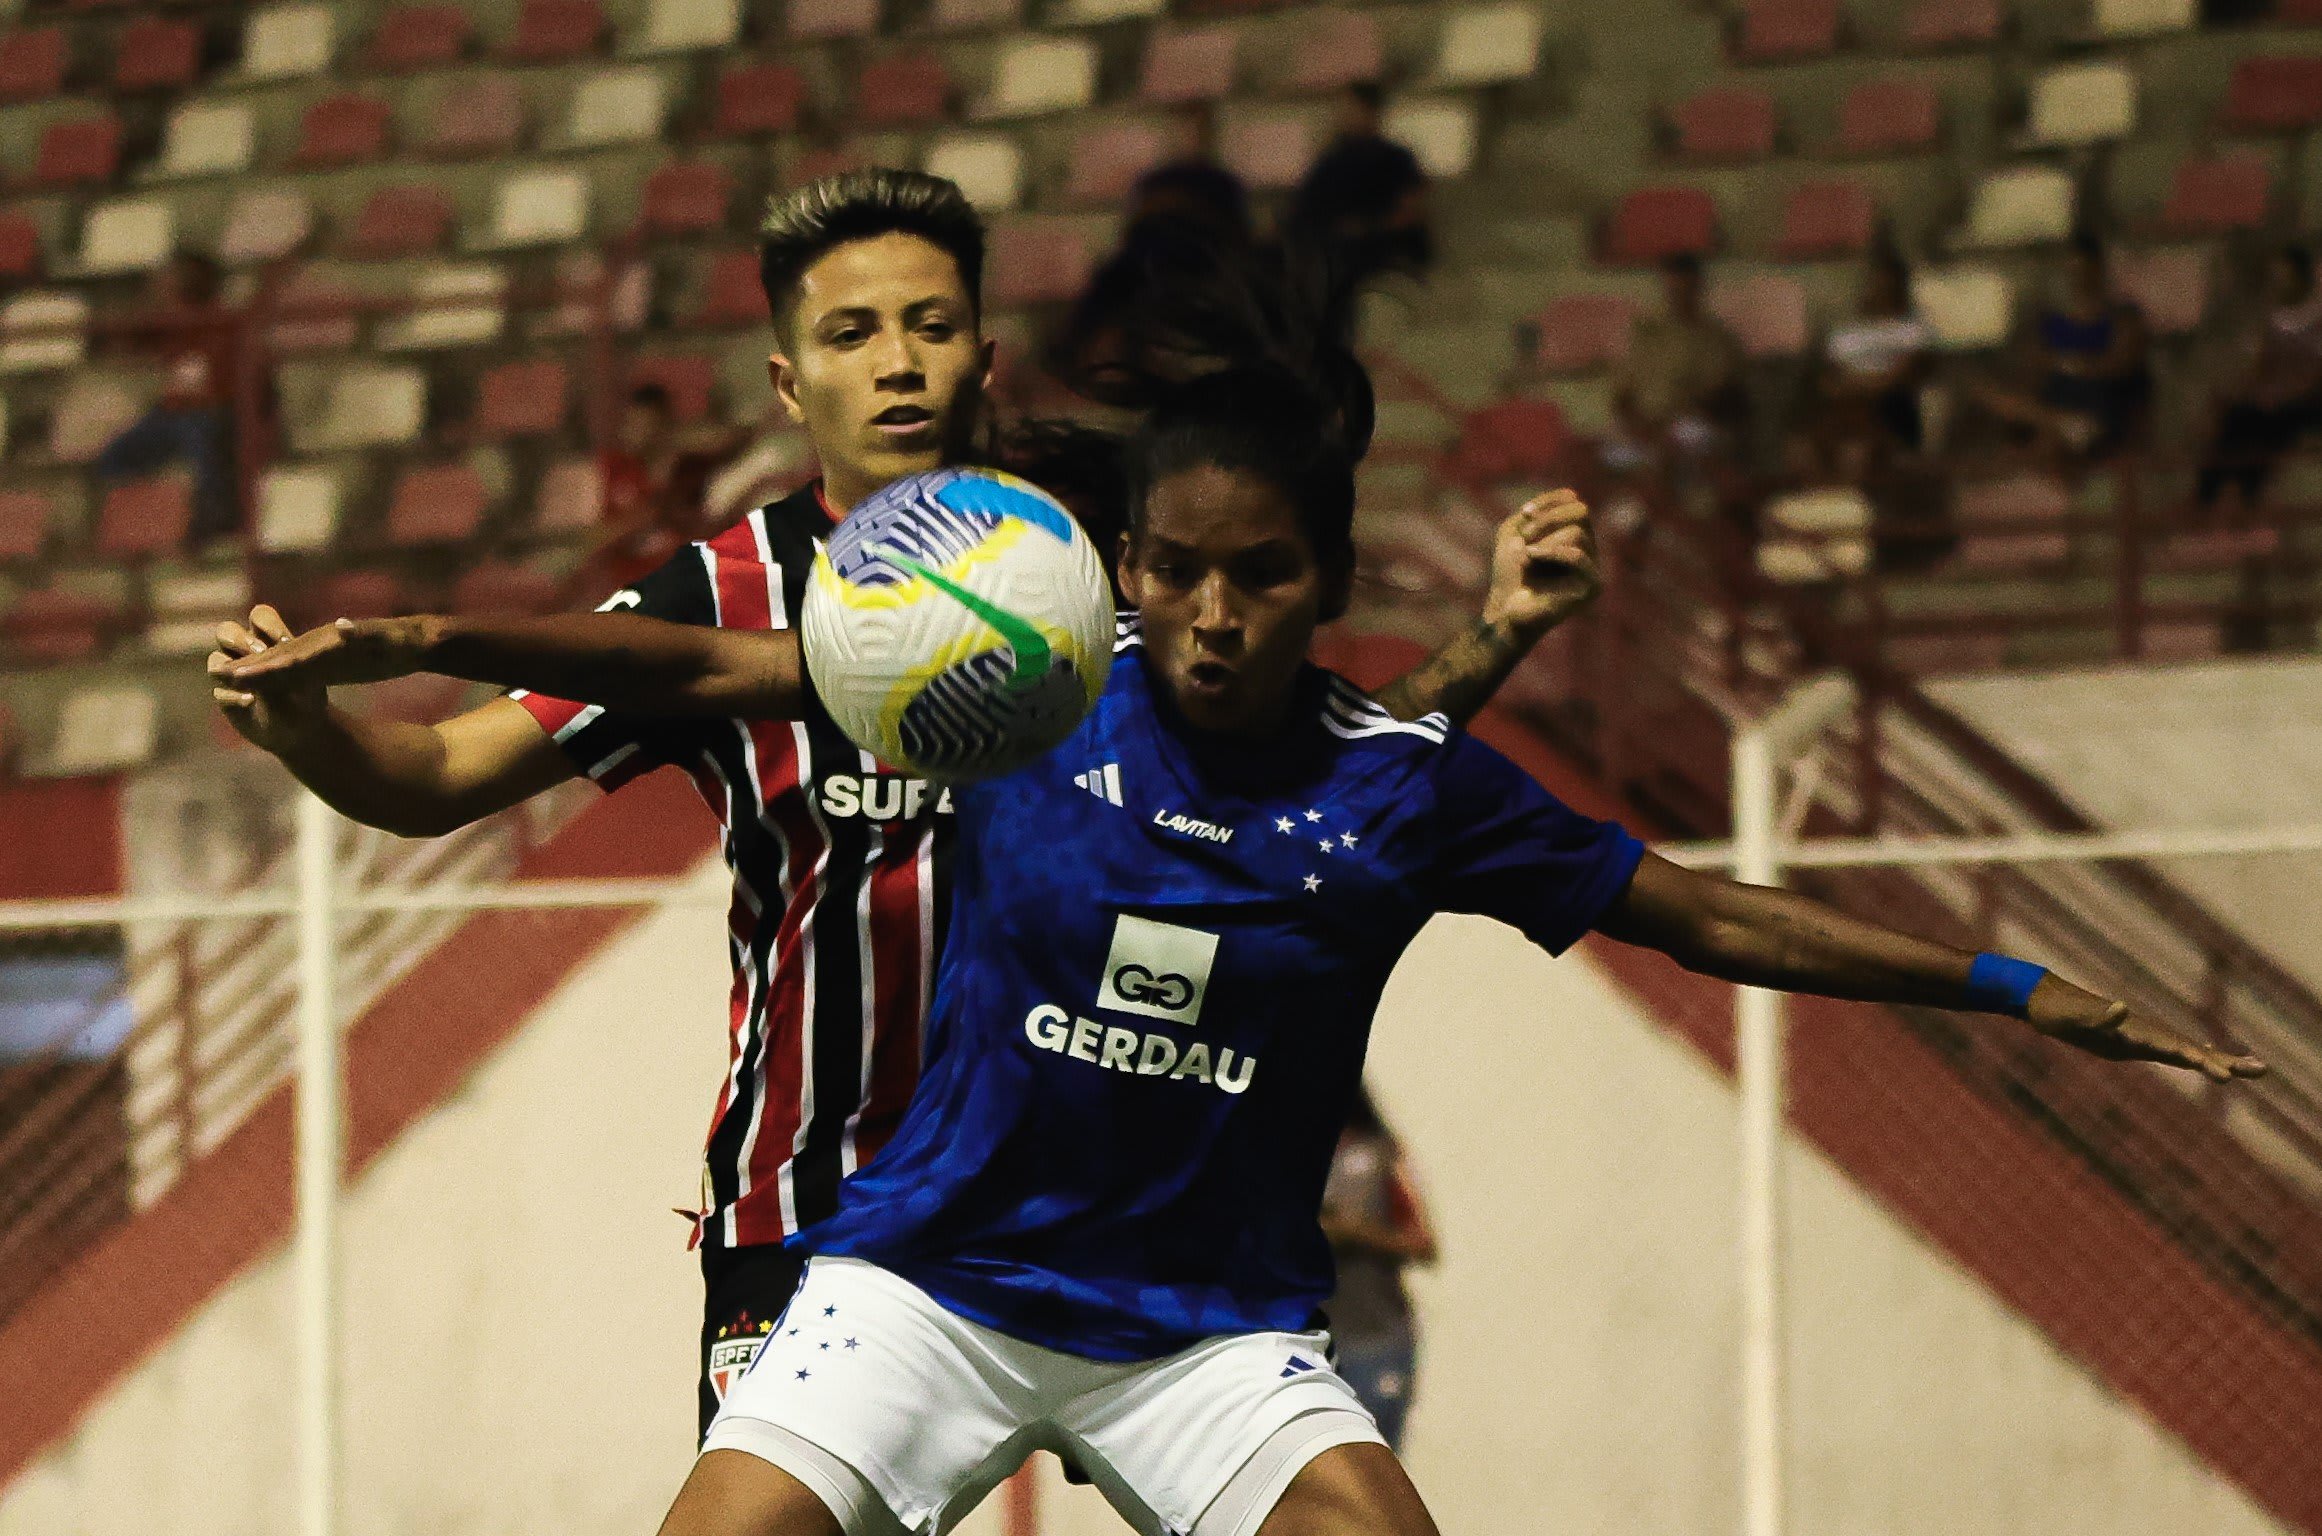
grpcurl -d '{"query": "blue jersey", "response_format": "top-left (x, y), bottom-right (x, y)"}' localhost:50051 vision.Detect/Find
top-left (795, 624), bottom-right (1644, 1360)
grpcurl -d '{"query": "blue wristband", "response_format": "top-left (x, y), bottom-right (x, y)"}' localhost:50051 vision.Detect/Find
top-left (1967, 953), bottom-right (2048, 1017)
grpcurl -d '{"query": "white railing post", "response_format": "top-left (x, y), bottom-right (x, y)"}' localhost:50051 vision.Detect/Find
top-left (293, 792), bottom-right (341, 1536)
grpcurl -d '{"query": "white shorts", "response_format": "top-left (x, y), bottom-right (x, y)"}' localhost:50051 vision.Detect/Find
top-left (702, 1257), bottom-right (1385, 1536)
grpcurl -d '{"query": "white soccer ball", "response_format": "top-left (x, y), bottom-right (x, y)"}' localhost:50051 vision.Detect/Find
top-left (801, 467), bottom-right (1114, 780)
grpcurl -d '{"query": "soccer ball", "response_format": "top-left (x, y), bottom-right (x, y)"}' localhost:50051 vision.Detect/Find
top-left (802, 468), bottom-right (1114, 781)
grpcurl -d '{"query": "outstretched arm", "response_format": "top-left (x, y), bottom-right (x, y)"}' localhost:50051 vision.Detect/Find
top-left (1597, 853), bottom-right (2266, 1082)
top-left (1372, 490), bottom-right (1600, 726)
top-left (217, 610), bottom-right (807, 720)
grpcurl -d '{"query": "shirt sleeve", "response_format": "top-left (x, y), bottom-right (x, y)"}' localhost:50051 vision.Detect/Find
top-left (1420, 734), bottom-right (1645, 956)
top-left (511, 544), bottom-right (718, 791)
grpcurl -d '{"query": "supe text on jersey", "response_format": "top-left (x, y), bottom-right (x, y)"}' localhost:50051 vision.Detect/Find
top-left (1021, 1005), bottom-right (1256, 1095)
top-left (817, 773), bottom-right (955, 821)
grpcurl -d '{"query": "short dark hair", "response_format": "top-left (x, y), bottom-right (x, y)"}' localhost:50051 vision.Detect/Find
top-left (1347, 81), bottom-right (1386, 114)
top-left (757, 169), bottom-right (986, 340)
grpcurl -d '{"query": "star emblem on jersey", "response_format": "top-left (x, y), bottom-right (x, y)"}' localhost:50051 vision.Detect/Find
top-left (1275, 817), bottom-right (1295, 833)
top-left (1073, 763), bottom-right (1124, 807)
top-left (1317, 838), bottom-right (1335, 854)
top-left (1303, 809), bottom-right (1323, 823)
top-left (1303, 874), bottom-right (1322, 892)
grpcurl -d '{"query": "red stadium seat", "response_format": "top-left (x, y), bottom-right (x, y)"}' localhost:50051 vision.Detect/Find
top-left (640, 161), bottom-right (733, 237)
top-left (1281, 10), bottom-right (1380, 92)
top-left (1901, 0), bottom-right (2001, 48)
top-left (789, 144), bottom-right (865, 185)
top-left (2222, 58), bottom-right (2322, 134)
top-left (33, 116), bottom-right (121, 189)
top-left (424, 76), bottom-right (524, 157)
top-left (0, 490), bottom-right (54, 562)
top-left (628, 354), bottom-right (716, 422)
top-left (265, 267), bottom-right (362, 352)
top-left (856, 54), bottom-right (950, 127)
top-left (2109, 245), bottom-right (2208, 336)
top-left (346, 184), bottom-right (454, 258)
top-left (1735, 0), bottom-right (1839, 60)
top-left (1451, 401), bottom-right (1572, 481)
top-left (5, 588), bottom-right (117, 664)
top-left (388, 463), bottom-right (488, 546)
top-left (1836, 79), bottom-right (1939, 156)
top-left (1777, 179), bottom-right (1875, 258)
top-left (1066, 123), bottom-right (1171, 205)
top-left (293, 93), bottom-right (392, 168)
top-left (114, 18), bottom-right (201, 92)
top-left (1605, 187), bottom-right (1716, 265)
top-left (1526, 294), bottom-right (1635, 375)
top-left (535, 458), bottom-right (604, 532)
top-left (694, 249), bottom-right (771, 328)
top-left (1708, 272), bottom-right (1809, 357)
top-left (506, 0), bottom-right (604, 61)
top-left (454, 561), bottom-right (561, 616)
top-left (0, 210), bottom-right (39, 280)
top-left (1671, 87), bottom-right (1777, 160)
top-left (307, 570), bottom-right (409, 626)
top-left (713, 61), bottom-right (807, 137)
top-left (0, 27), bottom-right (66, 103)
top-left (1140, 27), bottom-right (1237, 104)
top-left (474, 358), bottom-right (570, 438)
top-left (367, 5), bottom-right (470, 71)
top-left (96, 477), bottom-right (194, 559)
top-left (2160, 151), bottom-right (2270, 236)
top-left (789, 0), bottom-right (879, 38)
top-left (986, 221), bottom-right (1094, 306)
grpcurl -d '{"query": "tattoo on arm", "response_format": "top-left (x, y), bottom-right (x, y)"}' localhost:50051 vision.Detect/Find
top-left (1372, 617), bottom-right (1533, 727)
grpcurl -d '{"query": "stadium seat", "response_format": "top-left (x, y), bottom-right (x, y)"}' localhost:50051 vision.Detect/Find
top-left (5, 589), bottom-right (117, 666)
top-left (1836, 78), bottom-right (1940, 156)
top-left (1280, 11), bottom-right (1381, 92)
top-left (146, 567), bottom-right (256, 655)
top-left (640, 161), bottom-right (733, 236)
top-left (1912, 263), bottom-right (2012, 348)
top-left (47, 375), bottom-right (144, 463)
top-left (1526, 294), bottom-right (1635, 374)
top-left (506, 0), bottom-right (605, 61)
top-left (1902, 0), bottom-right (2001, 48)
top-left (255, 464), bottom-right (341, 552)
top-left (544, 250), bottom-right (651, 334)
top-left (367, 6), bottom-right (471, 71)
top-left (426, 76), bottom-right (525, 156)
top-left (0, 490), bottom-right (53, 562)
top-left (789, 0), bottom-right (879, 38)
top-left (924, 135), bottom-right (1023, 210)
top-left (693, 249), bottom-right (770, 328)
top-left (380, 265), bottom-right (507, 349)
top-left (1671, 87), bottom-right (1778, 161)
top-left (306, 569), bottom-right (410, 625)
top-left (294, 93), bottom-right (392, 168)
top-left (2159, 151), bottom-right (2270, 236)
top-left (1777, 179), bottom-right (1875, 258)
top-left (347, 184), bottom-right (454, 258)
top-left (1433, 3), bottom-right (1541, 83)
top-left (79, 197), bottom-right (174, 275)
top-left (629, 353), bottom-right (716, 421)
top-left (790, 145), bottom-right (867, 185)
top-left (44, 685), bottom-right (159, 776)
top-left (930, 0), bottom-right (1021, 26)
top-left (1066, 123), bottom-right (1171, 204)
top-left (1141, 27), bottom-right (1237, 103)
top-left (114, 18), bottom-right (201, 92)
top-left (388, 462), bottom-right (489, 546)
top-left (1382, 98), bottom-right (1476, 179)
top-left (1219, 112), bottom-right (1315, 189)
top-left (454, 561), bottom-right (561, 616)
top-left (566, 66), bottom-right (667, 146)
top-left (535, 458), bottom-right (604, 532)
top-left (0, 210), bottom-right (39, 280)
top-left (469, 355), bottom-right (564, 436)
top-left (1735, 0), bottom-right (1840, 59)
top-left (34, 116), bottom-right (123, 189)
top-left (1605, 186), bottom-right (1717, 264)
top-left (2023, 61), bottom-right (2134, 147)
top-left (303, 364), bottom-right (427, 451)
top-left (219, 189), bottom-right (313, 266)
top-left (712, 61), bottom-right (806, 136)
top-left (2222, 58), bottom-right (2322, 135)
top-left (985, 221), bottom-right (1095, 306)
top-left (1959, 164), bottom-right (2074, 247)
top-left (984, 37), bottom-right (1097, 118)
top-left (2090, 0), bottom-right (2191, 35)
top-left (1757, 488), bottom-right (1871, 583)
top-left (266, 268), bottom-right (362, 352)
top-left (1708, 271), bottom-right (1809, 357)
top-left (1054, 0), bottom-right (1163, 21)
top-left (2109, 245), bottom-right (2207, 335)
top-left (95, 476), bottom-right (192, 559)
top-left (857, 54), bottom-right (951, 126)
top-left (241, 4), bottom-right (335, 79)
top-left (638, 0), bottom-right (740, 53)
top-left (1451, 400), bottom-right (1571, 481)
top-left (156, 101), bottom-right (255, 179)
top-left (487, 168), bottom-right (590, 246)
top-left (0, 27), bottom-right (65, 102)
top-left (0, 292), bottom-right (89, 373)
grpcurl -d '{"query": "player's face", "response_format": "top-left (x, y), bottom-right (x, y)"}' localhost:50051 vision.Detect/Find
top-left (1120, 464), bottom-right (1346, 737)
top-left (770, 232), bottom-right (996, 512)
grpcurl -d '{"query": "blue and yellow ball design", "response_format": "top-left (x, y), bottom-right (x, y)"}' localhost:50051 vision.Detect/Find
top-left (801, 468), bottom-right (1113, 780)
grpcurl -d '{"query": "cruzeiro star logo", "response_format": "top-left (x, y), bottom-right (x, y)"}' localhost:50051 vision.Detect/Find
top-left (868, 542), bottom-right (1052, 695)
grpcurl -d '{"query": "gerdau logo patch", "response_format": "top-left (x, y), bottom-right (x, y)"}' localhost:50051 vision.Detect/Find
top-left (1097, 914), bottom-right (1217, 1025)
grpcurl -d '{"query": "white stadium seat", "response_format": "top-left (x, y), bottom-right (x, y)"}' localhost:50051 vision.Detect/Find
top-left (567, 67), bottom-right (669, 147)
top-left (1960, 165), bottom-right (2075, 248)
top-left (80, 197), bottom-right (175, 275)
top-left (635, 0), bottom-right (741, 53)
top-left (257, 464), bottom-right (343, 552)
top-left (1053, 0), bottom-right (1164, 22)
top-left (982, 36), bottom-right (1097, 118)
top-left (1434, 3), bottom-right (1542, 85)
top-left (923, 134), bottom-right (1024, 210)
top-left (219, 189), bottom-right (313, 266)
top-left (2091, 0), bottom-right (2192, 35)
top-left (2025, 61), bottom-right (2136, 147)
top-left (1913, 264), bottom-right (2014, 349)
top-left (305, 364), bottom-right (428, 450)
top-left (41, 685), bottom-right (159, 777)
top-left (156, 101), bottom-right (255, 179)
top-left (0, 291), bottom-right (89, 373)
top-left (242, 3), bottom-right (335, 79)
top-left (1383, 97), bottom-right (1477, 178)
top-left (487, 168), bottom-right (591, 247)
top-left (380, 265), bottom-right (508, 351)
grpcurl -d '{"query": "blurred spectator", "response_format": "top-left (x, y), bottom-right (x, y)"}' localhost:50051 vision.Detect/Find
top-left (1287, 84), bottom-right (1433, 342)
top-left (1319, 1083), bottom-right (1437, 1453)
top-left (96, 254), bottom-right (241, 547)
top-left (596, 382), bottom-right (747, 584)
top-left (2197, 244), bottom-right (2322, 516)
top-left (1606, 253), bottom-right (1747, 474)
top-left (1798, 247), bottom-right (1931, 483)
top-left (1973, 233), bottom-right (2150, 463)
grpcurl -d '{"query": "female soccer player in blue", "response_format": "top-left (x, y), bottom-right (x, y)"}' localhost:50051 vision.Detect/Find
top-left (223, 366), bottom-right (2262, 1536)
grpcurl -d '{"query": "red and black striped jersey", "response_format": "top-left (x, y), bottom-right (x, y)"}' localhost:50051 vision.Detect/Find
top-left (514, 483), bottom-right (947, 1248)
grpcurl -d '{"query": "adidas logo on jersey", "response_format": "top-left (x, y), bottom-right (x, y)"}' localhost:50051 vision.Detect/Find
top-left (1073, 763), bottom-right (1124, 807)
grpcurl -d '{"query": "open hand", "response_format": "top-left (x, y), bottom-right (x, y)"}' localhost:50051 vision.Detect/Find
top-left (1482, 490), bottom-right (1600, 642)
top-left (2027, 980), bottom-right (2266, 1083)
top-left (211, 615), bottom-right (434, 695)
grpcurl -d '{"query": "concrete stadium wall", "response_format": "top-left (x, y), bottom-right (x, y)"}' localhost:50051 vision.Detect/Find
top-left (1, 889), bottom-right (2283, 1535)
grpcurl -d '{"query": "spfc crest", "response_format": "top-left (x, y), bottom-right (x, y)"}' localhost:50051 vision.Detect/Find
top-left (708, 1316), bottom-right (774, 1403)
